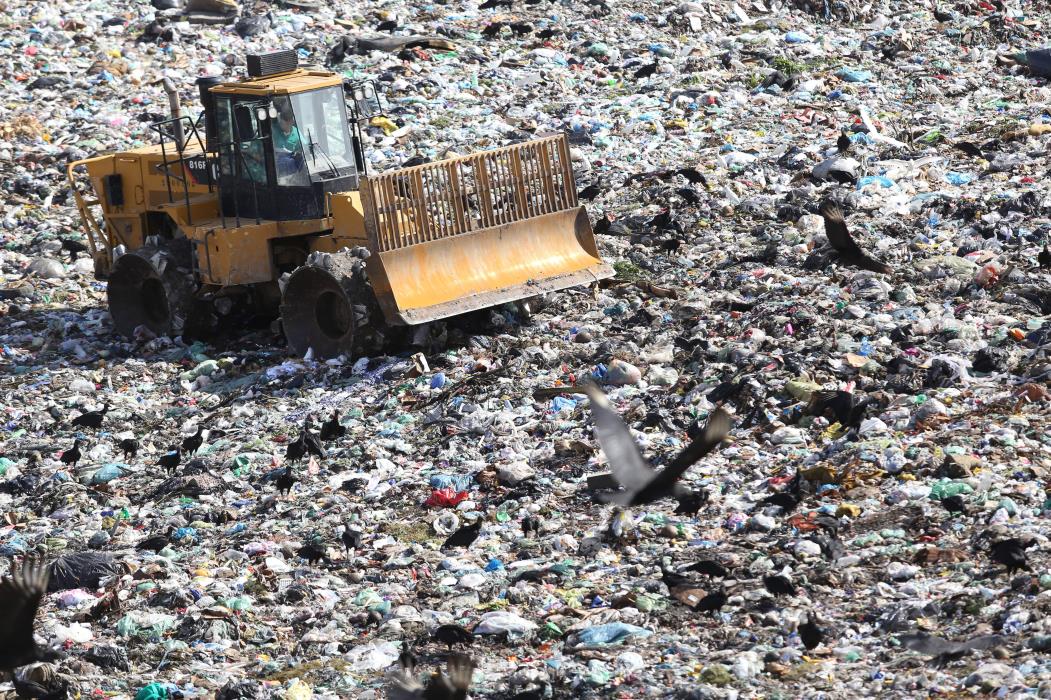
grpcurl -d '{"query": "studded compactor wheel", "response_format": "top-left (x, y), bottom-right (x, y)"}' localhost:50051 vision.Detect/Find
top-left (280, 249), bottom-right (381, 359)
top-left (106, 240), bottom-right (196, 339)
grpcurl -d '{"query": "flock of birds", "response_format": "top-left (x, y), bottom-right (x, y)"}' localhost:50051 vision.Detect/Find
top-left (0, 354), bottom-right (1037, 697)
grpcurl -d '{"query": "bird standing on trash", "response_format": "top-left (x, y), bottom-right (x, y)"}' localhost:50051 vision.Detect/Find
top-left (297, 542), bottom-right (327, 566)
top-left (837, 131), bottom-right (852, 153)
top-left (181, 426), bottom-right (204, 456)
top-left (117, 438), bottom-right (138, 460)
top-left (71, 402), bottom-right (109, 430)
top-left (341, 523), bottom-right (361, 554)
top-left (136, 528), bottom-right (173, 553)
top-left (806, 390), bottom-right (880, 429)
top-left (60, 238), bottom-right (88, 262)
top-left (799, 613), bottom-right (825, 651)
top-left (433, 624), bottom-right (474, 650)
top-left (941, 494), bottom-right (967, 515)
top-left (763, 574), bottom-right (798, 597)
top-left (320, 410), bottom-right (346, 441)
top-left (441, 520), bottom-right (483, 551)
top-left (633, 57), bottom-right (659, 79)
top-left (287, 416), bottom-right (326, 462)
top-left (521, 514), bottom-right (541, 538)
top-left (0, 558), bottom-right (63, 673)
top-left (1038, 243), bottom-right (1051, 269)
top-left (758, 471), bottom-right (802, 514)
top-left (284, 433), bottom-right (306, 464)
top-left (158, 447), bottom-right (181, 475)
top-left (989, 538), bottom-right (1031, 574)
top-left (685, 559), bottom-right (729, 579)
top-left (234, 11), bottom-right (272, 39)
top-left (694, 587), bottom-right (727, 616)
top-left (60, 439), bottom-right (83, 469)
top-left (276, 467), bottom-right (296, 497)
top-left (674, 489), bottom-right (707, 516)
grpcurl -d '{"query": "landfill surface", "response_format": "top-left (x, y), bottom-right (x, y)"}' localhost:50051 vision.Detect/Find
top-left (2, 0), bottom-right (1051, 698)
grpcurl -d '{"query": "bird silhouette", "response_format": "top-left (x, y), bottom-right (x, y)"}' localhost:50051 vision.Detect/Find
top-left (932, 5), bottom-right (954, 21)
top-left (578, 180), bottom-right (605, 200)
top-left (276, 468), bottom-right (296, 496)
top-left (290, 416), bottom-right (326, 460)
top-left (584, 384), bottom-right (731, 506)
top-left (806, 390), bottom-right (880, 429)
top-left (508, 21), bottom-right (533, 36)
top-left (181, 426), bottom-right (204, 456)
top-left (60, 439), bottom-right (83, 469)
top-left (763, 574), bottom-right (798, 597)
top-left (441, 520), bottom-right (482, 551)
top-left (673, 489), bottom-right (707, 516)
top-left (285, 434), bottom-right (306, 464)
top-left (117, 438), bottom-right (138, 460)
top-left (684, 559), bottom-right (729, 579)
top-left (799, 613), bottom-right (825, 650)
top-left (234, 11), bottom-right (272, 39)
top-left (941, 494), bottom-right (967, 515)
top-left (837, 132), bottom-right (852, 153)
top-left (432, 624), bottom-right (474, 650)
top-left (0, 558), bottom-right (62, 672)
top-left (521, 514), bottom-right (541, 537)
top-left (676, 187), bottom-right (700, 205)
top-left (297, 542), bottom-right (327, 566)
top-left (990, 538), bottom-right (1030, 574)
top-left (390, 651), bottom-right (475, 700)
top-left (677, 167), bottom-right (707, 186)
top-left (60, 238), bottom-right (88, 261)
top-left (71, 403), bottom-right (109, 430)
top-left (818, 201), bottom-right (892, 274)
top-left (694, 587), bottom-right (727, 615)
top-left (136, 528), bottom-right (173, 553)
top-left (633, 58), bottom-right (659, 79)
top-left (1038, 243), bottom-right (1050, 269)
top-left (661, 567), bottom-right (701, 591)
top-left (757, 487), bottom-right (800, 514)
top-left (158, 447), bottom-right (181, 475)
top-left (320, 410), bottom-right (346, 441)
top-left (341, 524), bottom-right (362, 553)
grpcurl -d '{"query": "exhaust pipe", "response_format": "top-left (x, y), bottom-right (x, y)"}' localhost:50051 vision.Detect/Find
top-left (161, 77), bottom-right (184, 150)
top-left (196, 75), bottom-right (224, 152)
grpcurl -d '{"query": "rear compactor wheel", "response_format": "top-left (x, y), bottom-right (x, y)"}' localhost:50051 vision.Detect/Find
top-left (107, 242), bottom-right (196, 339)
top-left (280, 249), bottom-right (376, 359)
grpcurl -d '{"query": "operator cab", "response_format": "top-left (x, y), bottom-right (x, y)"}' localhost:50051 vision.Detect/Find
top-left (198, 50), bottom-right (367, 223)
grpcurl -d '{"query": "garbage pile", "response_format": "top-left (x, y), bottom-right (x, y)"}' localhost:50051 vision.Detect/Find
top-left (1, 0), bottom-right (1051, 698)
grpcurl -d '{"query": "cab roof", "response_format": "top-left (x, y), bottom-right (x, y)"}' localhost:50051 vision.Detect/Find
top-left (210, 69), bottom-right (342, 97)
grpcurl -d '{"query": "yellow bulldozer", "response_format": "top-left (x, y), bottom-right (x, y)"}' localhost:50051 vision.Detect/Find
top-left (66, 49), bottom-right (611, 358)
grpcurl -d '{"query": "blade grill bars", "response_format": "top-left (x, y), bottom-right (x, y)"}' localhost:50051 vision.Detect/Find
top-left (361, 133), bottom-right (577, 253)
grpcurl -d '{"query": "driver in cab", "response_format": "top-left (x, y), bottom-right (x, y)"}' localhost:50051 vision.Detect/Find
top-left (273, 106), bottom-right (304, 176)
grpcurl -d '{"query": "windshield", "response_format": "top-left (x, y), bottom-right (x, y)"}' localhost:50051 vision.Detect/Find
top-left (289, 86), bottom-right (356, 178)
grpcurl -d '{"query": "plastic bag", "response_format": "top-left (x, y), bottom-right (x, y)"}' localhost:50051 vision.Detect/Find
top-left (48, 552), bottom-right (123, 592)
